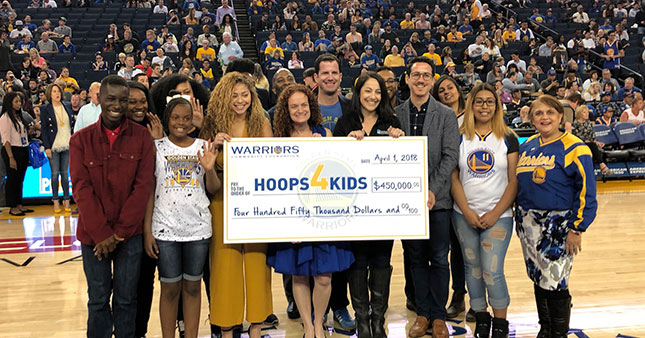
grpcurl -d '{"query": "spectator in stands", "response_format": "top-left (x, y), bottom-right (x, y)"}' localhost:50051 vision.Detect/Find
top-left (52, 17), bottom-right (72, 39)
top-left (360, 45), bottom-right (380, 70)
top-left (291, 15), bottom-right (302, 31)
top-left (502, 71), bottom-right (531, 96)
top-left (56, 67), bottom-right (80, 96)
top-left (215, 0), bottom-right (235, 27)
top-left (220, 15), bottom-right (237, 40)
top-left (521, 70), bottom-right (540, 94)
top-left (600, 68), bottom-right (620, 91)
top-left (400, 12), bottom-right (415, 30)
top-left (597, 91), bottom-right (620, 117)
top-left (265, 49), bottom-right (286, 71)
top-left (538, 36), bottom-right (554, 57)
top-left (264, 0), bottom-right (280, 16)
top-left (415, 11), bottom-right (430, 29)
top-left (166, 9), bottom-right (180, 25)
top-left (620, 93), bottom-right (633, 113)
top-left (272, 15), bottom-right (287, 31)
top-left (152, 47), bottom-right (176, 72)
top-left (218, 32), bottom-right (243, 72)
top-left (182, 27), bottom-right (197, 47)
top-left (92, 52), bottom-right (110, 71)
top-left (380, 22), bottom-right (399, 46)
top-left (321, 14), bottom-right (336, 31)
top-left (255, 13), bottom-right (271, 32)
top-left (196, 39), bottom-right (216, 62)
top-left (486, 62), bottom-right (503, 85)
top-left (199, 59), bottom-right (214, 80)
top-left (134, 56), bottom-right (153, 77)
top-left (157, 25), bottom-right (177, 45)
top-left (119, 30), bottom-right (140, 55)
top-left (114, 53), bottom-right (127, 72)
top-left (17, 57), bottom-right (37, 83)
top-left (36, 19), bottom-right (52, 36)
top-left (153, 0), bottom-right (168, 14)
top-left (42, 0), bottom-right (56, 8)
top-left (299, 32), bottom-right (314, 52)
top-left (422, 44), bottom-right (442, 67)
top-left (572, 5), bottom-right (590, 24)
top-left (102, 35), bottom-right (117, 52)
top-left (118, 55), bottom-right (144, 80)
top-left (27, 0), bottom-right (42, 8)
top-left (149, 63), bottom-right (162, 83)
top-left (179, 39), bottom-right (195, 61)
top-left (200, 8), bottom-right (216, 25)
top-left (446, 25), bottom-right (463, 43)
top-left (582, 81), bottom-right (601, 102)
top-left (288, 52), bottom-right (304, 69)
top-left (182, 0), bottom-right (199, 10)
top-left (58, 35), bottom-right (76, 55)
top-left (367, 25), bottom-right (382, 46)
top-left (595, 105), bottom-right (616, 125)
top-left (600, 31), bottom-right (624, 76)
top-left (264, 38), bottom-right (284, 59)
top-left (599, 18), bottom-right (613, 31)
top-left (141, 30), bottom-right (161, 52)
top-left (467, 35), bottom-right (485, 60)
top-left (14, 35), bottom-right (35, 54)
top-left (384, 45), bottom-right (404, 68)
top-left (314, 30), bottom-right (332, 52)
top-left (346, 23), bottom-right (363, 47)
top-left (311, 1), bottom-right (323, 15)
top-left (379, 39), bottom-right (392, 60)
top-left (161, 35), bottom-right (179, 53)
top-left (9, 20), bottom-right (31, 39)
top-left (515, 20), bottom-right (534, 42)
top-left (616, 78), bottom-right (642, 100)
top-left (326, 37), bottom-right (343, 57)
top-left (620, 93), bottom-right (644, 124)
top-left (571, 105), bottom-right (610, 174)
top-left (507, 51), bottom-right (527, 74)
top-left (182, 7), bottom-right (198, 25)
top-left (281, 34), bottom-right (298, 52)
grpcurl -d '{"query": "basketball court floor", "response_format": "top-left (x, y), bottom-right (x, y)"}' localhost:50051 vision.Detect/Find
top-left (1, 180), bottom-right (644, 338)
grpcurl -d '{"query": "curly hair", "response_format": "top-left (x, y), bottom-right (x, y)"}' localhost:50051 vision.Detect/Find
top-left (149, 73), bottom-right (210, 116)
top-left (273, 84), bottom-right (322, 137)
top-left (200, 72), bottom-right (266, 139)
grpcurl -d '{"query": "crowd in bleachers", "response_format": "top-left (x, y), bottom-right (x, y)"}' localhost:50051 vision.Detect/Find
top-left (0, 0), bottom-right (644, 161)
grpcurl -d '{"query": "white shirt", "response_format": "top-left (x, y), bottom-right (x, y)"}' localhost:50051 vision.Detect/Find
top-left (582, 38), bottom-right (596, 49)
top-left (9, 28), bottom-right (32, 39)
top-left (153, 4), bottom-right (168, 14)
top-left (467, 43), bottom-right (485, 58)
top-left (624, 108), bottom-right (644, 124)
top-left (454, 132), bottom-right (519, 217)
top-left (43, 0), bottom-right (57, 7)
top-left (507, 59), bottom-right (526, 72)
top-left (74, 102), bottom-right (101, 132)
top-left (152, 137), bottom-right (212, 241)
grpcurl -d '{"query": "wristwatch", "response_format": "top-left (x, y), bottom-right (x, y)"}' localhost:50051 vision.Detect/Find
top-left (570, 229), bottom-right (582, 235)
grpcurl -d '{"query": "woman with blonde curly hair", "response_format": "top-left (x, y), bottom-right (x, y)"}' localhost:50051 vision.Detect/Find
top-left (267, 84), bottom-right (354, 338)
top-left (200, 71), bottom-right (273, 338)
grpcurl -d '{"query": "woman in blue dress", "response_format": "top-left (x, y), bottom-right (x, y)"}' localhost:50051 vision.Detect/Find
top-left (267, 83), bottom-right (355, 338)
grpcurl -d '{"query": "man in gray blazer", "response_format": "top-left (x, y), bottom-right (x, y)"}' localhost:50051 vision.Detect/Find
top-left (394, 56), bottom-right (459, 338)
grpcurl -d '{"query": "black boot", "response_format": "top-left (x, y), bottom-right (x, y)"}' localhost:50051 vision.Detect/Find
top-left (474, 312), bottom-right (491, 338)
top-left (369, 266), bottom-right (392, 338)
top-left (534, 285), bottom-right (551, 338)
top-left (548, 296), bottom-right (572, 338)
top-left (491, 318), bottom-right (509, 338)
top-left (446, 291), bottom-right (466, 318)
top-left (349, 267), bottom-right (372, 338)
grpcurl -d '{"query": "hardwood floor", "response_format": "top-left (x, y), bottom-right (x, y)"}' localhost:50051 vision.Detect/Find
top-left (0, 180), bottom-right (644, 337)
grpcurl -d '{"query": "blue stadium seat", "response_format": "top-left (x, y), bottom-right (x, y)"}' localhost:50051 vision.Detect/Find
top-left (613, 122), bottom-right (644, 147)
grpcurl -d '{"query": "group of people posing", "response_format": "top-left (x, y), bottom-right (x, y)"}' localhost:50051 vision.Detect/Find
top-left (0, 53), bottom-right (597, 338)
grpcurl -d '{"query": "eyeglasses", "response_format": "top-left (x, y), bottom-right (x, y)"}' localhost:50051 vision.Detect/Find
top-left (384, 79), bottom-right (397, 84)
top-left (409, 72), bottom-right (433, 80)
top-left (474, 98), bottom-right (496, 106)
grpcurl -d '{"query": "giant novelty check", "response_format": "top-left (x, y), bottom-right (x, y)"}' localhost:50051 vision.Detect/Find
top-left (223, 137), bottom-right (429, 243)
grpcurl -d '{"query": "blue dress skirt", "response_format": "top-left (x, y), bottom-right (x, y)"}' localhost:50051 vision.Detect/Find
top-left (267, 241), bottom-right (355, 276)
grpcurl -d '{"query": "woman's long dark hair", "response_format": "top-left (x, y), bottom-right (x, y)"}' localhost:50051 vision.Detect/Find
top-left (432, 75), bottom-right (466, 114)
top-left (149, 73), bottom-right (210, 117)
top-left (1, 91), bottom-right (28, 133)
top-left (127, 81), bottom-right (154, 126)
top-left (349, 72), bottom-right (395, 122)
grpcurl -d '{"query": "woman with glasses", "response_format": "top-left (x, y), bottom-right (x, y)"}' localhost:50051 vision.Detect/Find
top-left (451, 83), bottom-right (518, 337)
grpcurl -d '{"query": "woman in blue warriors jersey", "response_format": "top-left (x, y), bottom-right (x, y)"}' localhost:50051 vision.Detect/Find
top-left (516, 95), bottom-right (597, 338)
top-left (450, 83), bottom-right (518, 338)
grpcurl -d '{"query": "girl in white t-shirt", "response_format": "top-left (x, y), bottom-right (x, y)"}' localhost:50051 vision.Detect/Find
top-left (450, 83), bottom-right (519, 337)
top-left (143, 96), bottom-right (221, 338)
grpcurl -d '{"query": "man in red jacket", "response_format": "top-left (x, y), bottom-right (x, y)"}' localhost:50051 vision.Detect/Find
top-left (70, 75), bottom-right (155, 338)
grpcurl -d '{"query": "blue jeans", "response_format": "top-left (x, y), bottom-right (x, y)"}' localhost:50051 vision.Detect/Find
top-left (452, 212), bottom-right (512, 310)
top-left (50, 150), bottom-right (70, 201)
top-left (81, 235), bottom-right (143, 338)
top-left (156, 238), bottom-right (211, 283)
top-left (402, 209), bottom-right (451, 321)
